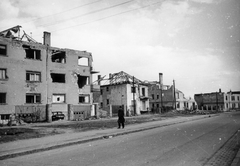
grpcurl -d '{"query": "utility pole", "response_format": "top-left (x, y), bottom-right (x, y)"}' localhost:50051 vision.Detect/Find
top-left (132, 76), bottom-right (136, 116)
top-left (159, 73), bottom-right (163, 114)
top-left (173, 80), bottom-right (176, 110)
top-left (216, 91), bottom-right (218, 112)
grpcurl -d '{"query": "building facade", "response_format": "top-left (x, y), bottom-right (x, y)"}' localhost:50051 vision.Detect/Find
top-left (224, 91), bottom-right (240, 110)
top-left (0, 26), bottom-right (97, 124)
top-left (99, 71), bottom-right (149, 116)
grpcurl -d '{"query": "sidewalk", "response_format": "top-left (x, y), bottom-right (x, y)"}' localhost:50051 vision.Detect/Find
top-left (0, 114), bottom-right (215, 160)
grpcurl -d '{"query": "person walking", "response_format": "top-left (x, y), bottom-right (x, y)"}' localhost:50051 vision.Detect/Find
top-left (118, 106), bottom-right (125, 129)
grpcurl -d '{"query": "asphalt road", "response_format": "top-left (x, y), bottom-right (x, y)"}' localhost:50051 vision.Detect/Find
top-left (1, 112), bottom-right (240, 166)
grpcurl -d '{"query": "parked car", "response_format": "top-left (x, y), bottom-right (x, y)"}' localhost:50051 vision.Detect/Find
top-left (52, 111), bottom-right (65, 121)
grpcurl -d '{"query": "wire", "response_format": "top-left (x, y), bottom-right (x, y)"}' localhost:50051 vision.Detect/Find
top-left (36, 0), bottom-right (135, 28)
top-left (50, 0), bottom-right (164, 33)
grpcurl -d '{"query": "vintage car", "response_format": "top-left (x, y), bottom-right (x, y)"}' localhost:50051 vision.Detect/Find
top-left (52, 111), bottom-right (65, 121)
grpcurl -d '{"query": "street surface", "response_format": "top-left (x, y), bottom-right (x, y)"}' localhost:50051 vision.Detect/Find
top-left (1, 112), bottom-right (240, 166)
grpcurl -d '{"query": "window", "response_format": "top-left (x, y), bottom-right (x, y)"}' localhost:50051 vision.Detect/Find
top-left (52, 94), bottom-right (65, 103)
top-left (0, 93), bottom-right (6, 104)
top-left (0, 44), bottom-right (7, 56)
top-left (51, 73), bottom-right (65, 83)
top-left (231, 96), bottom-right (235, 101)
top-left (1, 114), bottom-right (10, 120)
top-left (26, 93), bottom-right (41, 104)
top-left (152, 94), bottom-right (154, 100)
top-left (79, 94), bottom-right (90, 103)
top-left (107, 99), bottom-right (109, 105)
top-left (26, 71), bottom-right (41, 82)
top-left (142, 88), bottom-right (145, 96)
top-left (226, 96), bottom-right (228, 100)
top-left (0, 68), bottom-right (8, 80)
top-left (77, 75), bottom-right (89, 88)
top-left (238, 96), bottom-right (240, 101)
top-left (157, 95), bottom-right (159, 99)
top-left (51, 50), bottom-right (66, 63)
top-left (100, 89), bottom-right (103, 95)
top-left (78, 57), bottom-right (89, 66)
top-left (106, 87), bottom-right (109, 91)
top-left (23, 45), bottom-right (41, 60)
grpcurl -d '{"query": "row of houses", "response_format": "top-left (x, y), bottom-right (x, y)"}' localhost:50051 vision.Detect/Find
top-left (0, 26), bottom-right (239, 124)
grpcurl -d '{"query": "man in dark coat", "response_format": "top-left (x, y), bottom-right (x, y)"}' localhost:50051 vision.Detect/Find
top-left (118, 106), bottom-right (125, 129)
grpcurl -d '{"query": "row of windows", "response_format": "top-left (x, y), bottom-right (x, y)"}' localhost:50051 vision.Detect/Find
top-left (225, 95), bottom-right (240, 101)
top-left (0, 93), bottom-right (90, 104)
top-left (0, 44), bottom-right (90, 66)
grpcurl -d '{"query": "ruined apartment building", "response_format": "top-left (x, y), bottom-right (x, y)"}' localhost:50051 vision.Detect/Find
top-left (0, 26), bottom-right (98, 123)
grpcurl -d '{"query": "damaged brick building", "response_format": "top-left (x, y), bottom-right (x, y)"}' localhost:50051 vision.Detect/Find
top-left (0, 26), bottom-right (98, 124)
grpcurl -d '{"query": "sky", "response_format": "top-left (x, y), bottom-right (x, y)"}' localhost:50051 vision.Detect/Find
top-left (0, 0), bottom-right (239, 98)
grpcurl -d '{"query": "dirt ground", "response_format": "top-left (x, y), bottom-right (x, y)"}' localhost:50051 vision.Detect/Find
top-left (0, 112), bottom-right (199, 144)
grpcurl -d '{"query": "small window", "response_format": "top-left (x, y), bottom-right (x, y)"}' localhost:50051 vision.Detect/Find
top-left (0, 93), bottom-right (6, 104)
top-left (106, 87), bottom-right (109, 91)
top-left (26, 93), bottom-right (41, 104)
top-left (0, 68), bottom-right (8, 80)
top-left (26, 71), bottom-right (41, 82)
top-left (107, 99), bottom-right (109, 105)
top-left (79, 94), bottom-right (90, 103)
top-left (142, 88), bottom-right (145, 96)
top-left (23, 45), bottom-right (41, 60)
top-left (52, 94), bottom-right (66, 103)
top-left (226, 96), bottom-right (228, 100)
top-left (100, 89), bottom-right (103, 95)
top-left (238, 96), bottom-right (239, 101)
top-left (51, 73), bottom-right (65, 83)
top-left (231, 96), bottom-right (235, 101)
top-left (157, 95), bottom-right (159, 99)
top-left (78, 57), bottom-right (89, 66)
top-left (0, 44), bottom-right (7, 56)
top-left (152, 94), bottom-right (154, 100)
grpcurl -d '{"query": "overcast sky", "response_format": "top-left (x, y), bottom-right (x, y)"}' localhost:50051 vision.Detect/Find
top-left (0, 0), bottom-right (239, 97)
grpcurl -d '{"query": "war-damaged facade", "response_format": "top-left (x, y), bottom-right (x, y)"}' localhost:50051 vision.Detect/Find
top-left (0, 26), bottom-right (98, 124)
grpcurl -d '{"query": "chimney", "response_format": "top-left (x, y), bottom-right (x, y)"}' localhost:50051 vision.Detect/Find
top-left (159, 73), bottom-right (163, 86)
top-left (43, 31), bottom-right (51, 46)
top-left (98, 75), bottom-right (101, 85)
top-left (219, 88), bottom-right (221, 93)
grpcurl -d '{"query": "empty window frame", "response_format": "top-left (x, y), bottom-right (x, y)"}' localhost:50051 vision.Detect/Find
top-left (78, 57), bottom-right (89, 66)
top-left (0, 44), bottom-right (7, 56)
top-left (23, 45), bottom-right (41, 60)
top-left (1, 114), bottom-right (10, 120)
top-left (79, 94), bottom-right (90, 103)
top-left (142, 88), bottom-right (145, 96)
top-left (51, 50), bottom-right (66, 63)
top-left (0, 93), bottom-right (6, 104)
top-left (77, 75), bottom-right (89, 88)
top-left (26, 71), bottom-right (41, 82)
top-left (52, 94), bottom-right (66, 103)
top-left (51, 73), bottom-right (65, 83)
top-left (26, 93), bottom-right (41, 104)
top-left (0, 68), bottom-right (8, 80)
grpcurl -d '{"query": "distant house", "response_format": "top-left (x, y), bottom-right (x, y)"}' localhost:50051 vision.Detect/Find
top-left (0, 26), bottom-right (98, 124)
top-left (224, 91), bottom-right (240, 110)
top-left (98, 71), bottom-right (149, 116)
top-left (147, 73), bottom-right (196, 113)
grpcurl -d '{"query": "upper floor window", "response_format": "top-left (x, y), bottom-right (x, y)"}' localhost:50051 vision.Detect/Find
top-left (52, 94), bottom-right (66, 103)
top-left (51, 73), bottom-right (65, 83)
top-left (23, 45), bottom-right (41, 60)
top-left (0, 44), bottom-right (7, 56)
top-left (0, 68), bottom-right (8, 80)
top-left (78, 57), bottom-right (89, 66)
top-left (26, 93), bottom-right (41, 104)
top-left (231, 96), bottom-right (235, 101)
top-left (157, 95), bottom-right (159, 99)
top-left (51, 50), bottom-right (66, 63)
top-left (26, 71), bottom-right (41, 82)
top-left (0, 93), bottom-right (6, 104)
top-left (142, 88), bottom-right (145, 96)
top-left (152, 94), bottom-right (154, 100)
top-left (238, 96), bottom-right (240, 101)
top-left (226, 96), bottom-right (228, 100)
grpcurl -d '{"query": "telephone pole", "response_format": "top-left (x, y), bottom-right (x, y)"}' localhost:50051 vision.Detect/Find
top-left (173, 79), bottom-right (176, 110)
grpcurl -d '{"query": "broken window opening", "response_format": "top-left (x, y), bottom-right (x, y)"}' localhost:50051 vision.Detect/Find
top-left (23, 45), bottom-right (41, 60)
top-left (77, 75), bottom-right (89, 88)
top-left (78, 57), bottom-right (89, 66)
top-left (52, 94), bottom-right (66, 103)
top-left (0, 93), bottom-right (7, 104)
top-left (0, 44), bottom-right (7, 56)
top-left (51, 50), bottom-right (66, 63)
top-left (79, 94), bottom-right (90, 103)
top-left (51, 73), bottom-right (65, 83)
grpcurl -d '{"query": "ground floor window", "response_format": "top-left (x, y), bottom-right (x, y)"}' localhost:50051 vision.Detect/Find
top-left (53, 94), bottom-right (66, 103)
top-left (0, 93), bottom-right (6, 104)
top-left (1, 114), bottom-right (10, 120)
top-left (79, 94), bottom-right (90, 103)
top-left (26, 93), bottom-right (41, 104)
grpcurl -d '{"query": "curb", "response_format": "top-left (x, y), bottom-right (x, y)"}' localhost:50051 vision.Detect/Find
top-left (0, 114), bottom-right (217, 160)
top-left (231, 149), bottom-right (240, 166)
